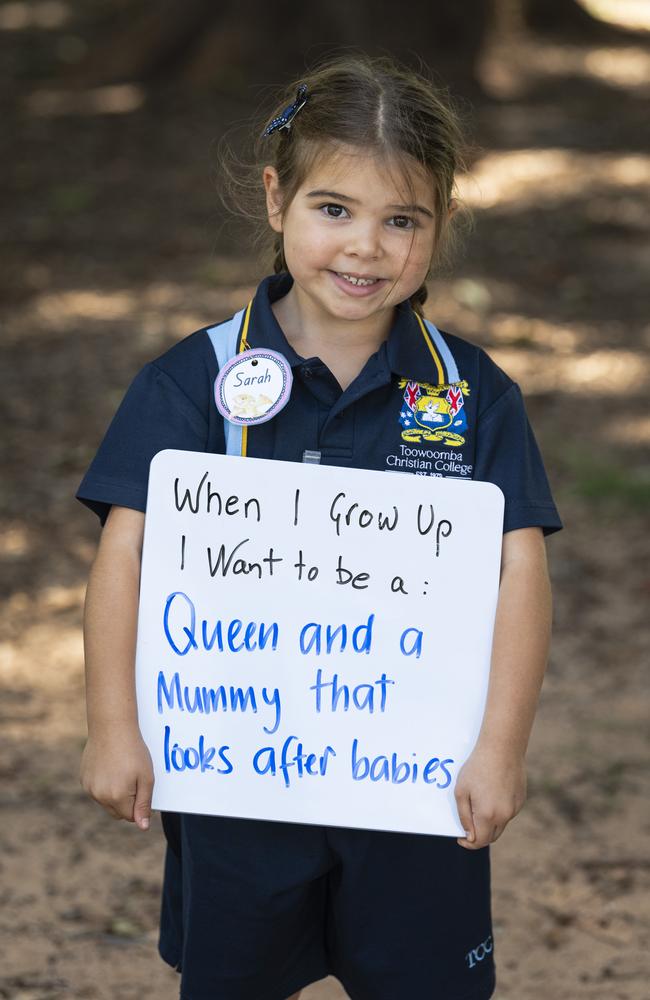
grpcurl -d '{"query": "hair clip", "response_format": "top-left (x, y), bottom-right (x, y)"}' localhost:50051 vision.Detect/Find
top-left (263, 84), bottom-right (309, 137)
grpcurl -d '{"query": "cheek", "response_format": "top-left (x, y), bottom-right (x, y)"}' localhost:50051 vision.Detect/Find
top-left (285, 227), bottom-right (333, 265)
top-left (413, 230), bottom-right (438, 266)
top-left (390, 224), bottom-right (432, 256)
top-left (397, 240), bottom-right (434, 278)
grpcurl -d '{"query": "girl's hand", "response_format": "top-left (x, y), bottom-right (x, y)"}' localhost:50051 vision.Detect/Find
top-left (454, 743), bottom-right (527, 850)
top-left (80, 727), bottom-right (154, 831)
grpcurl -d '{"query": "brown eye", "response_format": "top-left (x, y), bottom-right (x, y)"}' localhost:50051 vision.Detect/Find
top-left (391, 215), bottom-right (415, 230)
top-left (321, 204), bottom-right (348, 219)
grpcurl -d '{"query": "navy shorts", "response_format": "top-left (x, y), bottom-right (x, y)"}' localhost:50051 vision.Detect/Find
top-left (159, 812), bottom-right (496, 1000)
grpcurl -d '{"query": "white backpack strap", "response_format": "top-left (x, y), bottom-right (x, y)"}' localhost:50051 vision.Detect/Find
top-left (206, 306), bottom-right (247, 456)
top-left (422, 318), bottom-right (460, 384)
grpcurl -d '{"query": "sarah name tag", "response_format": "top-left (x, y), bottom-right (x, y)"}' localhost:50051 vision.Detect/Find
top-left (214, 348), bottom-right (293, 426)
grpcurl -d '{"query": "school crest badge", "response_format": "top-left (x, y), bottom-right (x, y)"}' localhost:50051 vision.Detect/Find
top-left (398, 379), bottom-right (470, 447)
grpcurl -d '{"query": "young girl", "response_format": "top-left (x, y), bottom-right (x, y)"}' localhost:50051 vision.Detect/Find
top-left (77, 54), bottom-right (562, 1000)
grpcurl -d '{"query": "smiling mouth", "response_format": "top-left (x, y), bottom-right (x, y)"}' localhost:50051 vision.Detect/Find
top-left (334, 271), bottom-right (383, 286)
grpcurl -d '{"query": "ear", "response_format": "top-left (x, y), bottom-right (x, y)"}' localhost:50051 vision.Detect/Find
top-left (447, 197), bottom-right (459, 219)
top-left (263, 166), bottom-right (284, 234)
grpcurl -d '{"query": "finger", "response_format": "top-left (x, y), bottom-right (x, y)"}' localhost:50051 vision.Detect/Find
top-left (474, 816), bottom-right (505, 847)
top-left (455, 788), bottom-right (476, 848)
top-left (490, 822), bottom-right (507, 843)
top-left (89, 791), bottom-right (126, 821)
top-left (133, 775), bottom-right (154, 831)
top-left (457, 837), bottom-right (482, 851)
top-left (100, 788), bottom-right (139, 822)
top-left (462, 800), bottom-right (492, 850)
top-left (116, 797), bottom-right (138, 821)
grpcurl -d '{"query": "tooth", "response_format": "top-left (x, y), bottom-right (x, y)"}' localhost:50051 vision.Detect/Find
top-left (340, 273), bottom-right (377, 286)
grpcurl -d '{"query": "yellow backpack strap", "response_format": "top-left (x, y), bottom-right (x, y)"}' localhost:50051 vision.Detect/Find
top-left (206, 301), bottom-right (253, 456)
top-left (414, 313), bottom-right (461, 383)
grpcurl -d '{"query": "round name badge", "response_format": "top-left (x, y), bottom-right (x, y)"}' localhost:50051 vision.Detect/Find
top-left (214, 348), bottom-right (293, 425)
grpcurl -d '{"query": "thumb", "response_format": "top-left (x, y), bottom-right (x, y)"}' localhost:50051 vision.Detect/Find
top-left (133, 774), bottom-right (153, 831)
top-left (455, 785), bottom-right (476, 847)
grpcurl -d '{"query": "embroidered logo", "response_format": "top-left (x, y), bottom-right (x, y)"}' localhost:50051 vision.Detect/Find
top-left (465, 934), bottom-right (493, 969)
top-left (398, 379), bottom-right (470, 447)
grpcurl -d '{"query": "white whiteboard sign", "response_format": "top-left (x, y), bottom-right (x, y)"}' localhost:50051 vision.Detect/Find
top-left (135, 450), bottom-right (504, 837)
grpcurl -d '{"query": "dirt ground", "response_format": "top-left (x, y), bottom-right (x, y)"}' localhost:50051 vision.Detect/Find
top-left (1, 8), bottom-right (649, 1000)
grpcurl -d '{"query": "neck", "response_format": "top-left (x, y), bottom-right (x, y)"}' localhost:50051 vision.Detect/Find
top-left (272, 283), bottom-right (395, 359)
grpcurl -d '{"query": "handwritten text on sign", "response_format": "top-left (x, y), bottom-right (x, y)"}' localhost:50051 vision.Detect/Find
top-left (135, 451), bottom-right (504, 836)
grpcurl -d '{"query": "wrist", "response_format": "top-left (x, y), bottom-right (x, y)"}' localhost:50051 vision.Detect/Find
top-left (473, 732), bottom-right (527, 762)
top-left (86, 715), bottom-right (141, 740)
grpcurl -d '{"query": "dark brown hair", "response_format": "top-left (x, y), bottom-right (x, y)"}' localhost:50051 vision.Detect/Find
top-left (217, 52), bottom-right (474, 314)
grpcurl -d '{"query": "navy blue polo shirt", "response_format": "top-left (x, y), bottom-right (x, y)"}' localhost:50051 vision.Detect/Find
top-left (76, 271), bottom-right (562, 536)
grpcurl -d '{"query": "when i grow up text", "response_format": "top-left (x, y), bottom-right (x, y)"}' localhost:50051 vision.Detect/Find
top-left (175, 475), bottom-right (454, 590)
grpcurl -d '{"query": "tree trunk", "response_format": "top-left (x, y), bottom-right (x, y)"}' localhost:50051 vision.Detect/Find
top-left (61, 0), bottom-right (491, 98)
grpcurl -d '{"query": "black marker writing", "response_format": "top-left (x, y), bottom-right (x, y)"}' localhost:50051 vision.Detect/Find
top-left (207, 539), bottom-right (283, 579)
top-left (174, 471), bottom-right (261, 520)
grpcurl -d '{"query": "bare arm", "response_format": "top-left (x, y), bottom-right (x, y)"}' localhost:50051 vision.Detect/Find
top-left (455, 526), bottom-right (553, 849)
top-left (80, 505), bottom-right (154, 830)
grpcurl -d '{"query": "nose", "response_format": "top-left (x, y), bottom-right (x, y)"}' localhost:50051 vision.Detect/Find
top-left (343, 220), bottom-right (383, 261)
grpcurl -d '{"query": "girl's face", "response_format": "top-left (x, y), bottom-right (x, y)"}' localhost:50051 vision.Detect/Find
top-left (264, 147), bottom-right (446, 326)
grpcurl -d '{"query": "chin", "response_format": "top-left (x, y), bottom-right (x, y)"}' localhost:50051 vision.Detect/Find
top-left (326, 299), bottom-right (383, 319)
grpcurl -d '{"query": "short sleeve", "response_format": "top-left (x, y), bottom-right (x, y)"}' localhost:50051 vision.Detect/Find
top-left (76, 362), bottom-right (215, 526)
top-left (474, 382), bottom-right (562, 536)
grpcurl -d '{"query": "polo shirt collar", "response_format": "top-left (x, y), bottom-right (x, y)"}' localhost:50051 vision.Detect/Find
top-left (246, 272), bottom-right (305, 367)
top-left (247, 272), bottom-right (440, 383)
